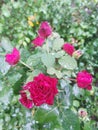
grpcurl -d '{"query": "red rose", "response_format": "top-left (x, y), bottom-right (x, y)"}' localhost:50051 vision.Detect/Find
top-left (63, 43), bottom-right (75, 56)
top-left (5, 48), bottom-right (20, 65)
top-left (19, 90), bottom-right (33, 109)
top-left (32, 36), bottom-right (45, 47)
top-left (38, 21), bottom-right (52, 38)
top-left (19, 73), bottom-right (58, 109)
top-left (76, 70), bottom-right (93, 90)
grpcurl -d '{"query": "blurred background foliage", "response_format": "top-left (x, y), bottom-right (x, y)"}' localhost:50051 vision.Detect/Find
top-left (0, 0), bottom-right (98, 130)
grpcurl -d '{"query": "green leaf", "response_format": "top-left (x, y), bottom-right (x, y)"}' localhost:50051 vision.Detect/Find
top-left (55, 50), bottom-right (65, 58)
top-left (64, 84), bottom-right (73, 107)
top-left (26, 69), bottom-right (42, 82)
top-left (34, 108), bottom-right (58, 124)
top-left (53, 38), bottom-right (64, 51)
top-left (73, 84), bottom-right (85, 98)
top-left (58, 55), bottom-right (77, 70)
top-left (20, 48), bottom-right (31, 62)
top-left (0, 56), bottom-right (10, 75)
top-left (1, 4), bottom-right (11, 17)
top-left (73, 100), bottom-right (80, 107)
top-left (62, 109), bottom-right (80, 130)
top-left (12, 1), bottom-right (21, 8)
top-left (47, 67), bottom-right (56, 75)
top-left (41, 53), bottom-right (55, 67)
top-left (26, 53), bottom-right (41, 67)
top-left (0, 23), bottom-right (3, 34)
top-left (34, 107), bottom-right (62, 129)
top-left (62, 70), bottom-right (72, 76)
top-left (0, 37), bottom-right (13, 52)
top-left (7, 72), bottom-right (22, 86)
top-left (83, 122), bottom-right (92, 130)
top-left (55, 70), bottom-right (62, 79)
top-left (0, 86), bottom-right (13, 105)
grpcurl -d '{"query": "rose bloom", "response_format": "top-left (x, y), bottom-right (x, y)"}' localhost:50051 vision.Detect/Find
top-left (38, 21), bottom-right (52, 38)
top-left (63, 43), bottom-right (75, 56)
top-left (5, 48), bottom-right (20, 65)
top-left (32, 36), bottom-right (45, 47)
top-left (76, 70), bottom-right (93, 90)
top-left (19, 90), bottom-right (33, 109)
top-left (19, 73), bottom-right (58, 109)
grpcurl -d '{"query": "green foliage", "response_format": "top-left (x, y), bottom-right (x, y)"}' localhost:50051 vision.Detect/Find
top-left (58, 55), bottom-right (77, 70)
top-left (62, 109), bottom-right (80, 130)
top-left (0, 56), bottom-right (10, 75)
top-left (41, 53), bottom-right (55, 68)
top-left (0, 0), bottom-right (98, 130)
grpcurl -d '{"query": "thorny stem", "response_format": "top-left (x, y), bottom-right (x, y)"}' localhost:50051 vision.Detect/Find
top-left (46, 39), bottom-right (49, 53)
top-left (69, 78), bottom-right (76, 82)
top-left (20, 60), bottom-right (33, 71)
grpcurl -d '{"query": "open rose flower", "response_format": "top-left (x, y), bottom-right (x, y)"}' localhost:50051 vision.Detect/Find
top-left (63, 43), bottom-right (75, 56)
top-left (76, 70), bottom-right (93, 90)
top-left (19, 73), bottom-right (58, 109)
top-left (5, 48), bottom-right (20, 65)
top-left (38, 21), bottom-right (52, 38)
top-left (32, 36), bottom-right (45, 47)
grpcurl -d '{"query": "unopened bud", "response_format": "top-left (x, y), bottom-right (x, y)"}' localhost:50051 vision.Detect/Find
top-left (73, 50), bottom-right (82, 59)
top-left (78, 108), bottom-right (87, 118)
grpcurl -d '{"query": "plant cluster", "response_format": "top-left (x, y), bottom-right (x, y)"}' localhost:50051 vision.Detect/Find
top-left (0, 0), bottom-right (98, 130)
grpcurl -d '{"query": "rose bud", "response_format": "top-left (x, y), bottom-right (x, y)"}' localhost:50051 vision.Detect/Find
top-left (63, 43), bottom-right (75, 56)
top-left (72, 50), bottom-right (82, 59)
top-left (32, 36), bottom-right (45, 47)
top-left (38, 21), bottom-right (52, 38)
top-left (5, 48), bottom-right (20, 65)
top-left (76, 70), bottom-right (93, 90)
top-left (78, 108), bottom-right (87, 118)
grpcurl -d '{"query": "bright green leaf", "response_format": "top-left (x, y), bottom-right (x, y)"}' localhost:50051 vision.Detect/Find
top-left (73, 100), bottom-right (80, 107)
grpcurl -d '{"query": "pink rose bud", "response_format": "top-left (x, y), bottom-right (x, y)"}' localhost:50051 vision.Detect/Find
top-left (78, 108), bottom-right (87, 118)
top-left (32, 36), bottom-right (45, 47)
top-left (5, 48), bottom-right (20, 65)
top-left (19, 73), bottom-right (58, 109)
top-left (76, 70), bottom-right (93, 90)
top-left (63, 43), bottom-right (75, 56)
top-left (72, 50), bottom-right (82, 59)
top-left (38, 21), bottom-right (52, 38)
